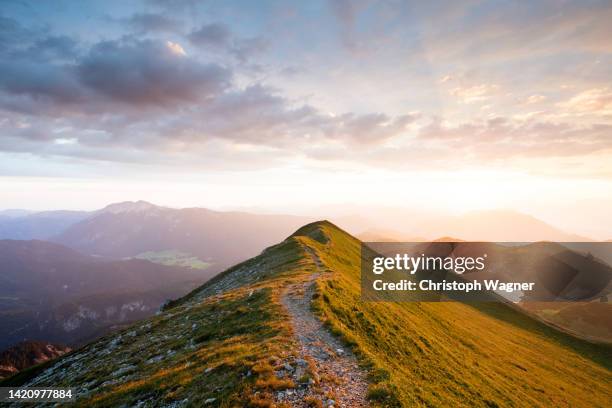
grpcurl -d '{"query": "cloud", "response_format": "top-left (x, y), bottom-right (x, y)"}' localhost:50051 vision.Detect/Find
top-left (76, 40), bottom-right (228, 107)
top-left (524, 94), bottom-right (546, 104)
top-left (0, 37), bottom-right (231, 112)
top-left (166, 41), bottom-right (186, 56)
top-left (449, 84), bottom-right (500, 103)
top-left (188, 23), bottom-right (268, 62)
top-left (417, 117), bottom-right (612, 160)
top-left (188, 23), bottom-right (231, 48)
top-left (557, 88), bottom-right (612, 117)
top-left (123, 13), bottom-right (181, 33)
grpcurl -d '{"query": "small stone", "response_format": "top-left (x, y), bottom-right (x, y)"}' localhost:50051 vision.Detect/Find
top-left (205, 367), bottom-right (213, 373)
top-left (296, 358), bottom-right (307, 367)
top-left (283, 363), bottom-right (293, 371)
top-left (327, 399), bottom-right (335, 406)
top-left (204, 398), bottom-right (216, 404)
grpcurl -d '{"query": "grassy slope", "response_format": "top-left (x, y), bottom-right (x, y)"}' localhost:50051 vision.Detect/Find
top-left (304, 222), bottom-right (612, 407)
top-left (2, 236), bottom-right (319, 407)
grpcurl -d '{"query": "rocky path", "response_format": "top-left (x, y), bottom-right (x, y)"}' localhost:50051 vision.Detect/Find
top-left (277, 246), bottom-right (369, 407)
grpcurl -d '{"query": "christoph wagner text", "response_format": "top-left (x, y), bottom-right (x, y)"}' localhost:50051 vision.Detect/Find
top-left (372, 280), bottom-right (535, 293)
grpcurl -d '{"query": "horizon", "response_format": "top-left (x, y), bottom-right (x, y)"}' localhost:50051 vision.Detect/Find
top-left (1, 198), bottom-right (607, 241)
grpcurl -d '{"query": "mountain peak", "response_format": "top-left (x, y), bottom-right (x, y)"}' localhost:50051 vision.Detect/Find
top-left (99, 200), bottom-right (161, 214)
top-left (290, 220), bottom-right (338, 243)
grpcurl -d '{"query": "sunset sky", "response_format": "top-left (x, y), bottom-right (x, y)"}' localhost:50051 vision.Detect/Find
top-left (1, 0), bottom-right (611, 238)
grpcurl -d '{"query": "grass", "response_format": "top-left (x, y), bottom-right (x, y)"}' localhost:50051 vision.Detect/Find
top-left (301, 221), bottom-right (612, 407)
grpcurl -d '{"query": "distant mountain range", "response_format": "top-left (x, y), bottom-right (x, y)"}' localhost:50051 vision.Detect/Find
top-left (353, 209), bottom-right (590, 242)
top-left (0, 239), bottom-right (214, 351)
top-left (0, 210), bottom-right (89, 240)
top-left (1, 201), bottom-right (314, 270)
top-left (54, 201), bottom-right (314, 268)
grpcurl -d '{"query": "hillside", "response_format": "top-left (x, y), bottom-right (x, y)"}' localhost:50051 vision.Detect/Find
top-left (0, 240), bottom-right (214, 350)
top-left (6, 222), bottom-right (611, 407)
top-left (55, 201), bottom-right (313, 269)
top-left (0, 340), bottom-right (71, 379)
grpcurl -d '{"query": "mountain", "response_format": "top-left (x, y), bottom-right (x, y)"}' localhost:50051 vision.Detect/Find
top-left (55, 201), bottom-right (313, 269)
top-left (0, 210), bottom-right (89, 240)
top-left (0, 239), bottom-right (215, 350)
top-left (0, 209), bottom-right (33, 218)
top-left (6, 222), bottom-right (610, 406)
top-left (344, 208), bottom-right (591, 242)
top-left (415, 210), bottom-right (591, 241)
top-left (0, 340), bottom-right (71, 379)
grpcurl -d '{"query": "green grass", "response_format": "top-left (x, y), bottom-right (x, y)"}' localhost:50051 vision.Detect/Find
top-left (134, 250), bottom-right (211, 270)
top-left (302, 221), bottom-right (612, 407)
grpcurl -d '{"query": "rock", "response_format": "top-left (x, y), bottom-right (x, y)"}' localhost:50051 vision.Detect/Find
top-left (326, 399), bottom-right (335, 406)
top-left (283, 363), bottom-right (294, 371)
top-left (205, 367), bottom-right (213, 373)
top-left (146, 355), bottom-right (164, 364)
top-left (296, 358), bottom-right (308, 367)
top-left (204, 398), bottom-right (216, 404)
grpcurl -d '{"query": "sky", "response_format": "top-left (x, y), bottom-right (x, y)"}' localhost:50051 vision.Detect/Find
top-left (1, 0), bottom-right (611, 238)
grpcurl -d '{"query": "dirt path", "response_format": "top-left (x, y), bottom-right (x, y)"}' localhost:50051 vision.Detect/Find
top-left (277, 246), bottom-right (369, 407)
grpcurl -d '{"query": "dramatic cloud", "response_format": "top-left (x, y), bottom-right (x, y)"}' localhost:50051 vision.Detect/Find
top-left (0, 0), bottom-right (611, 180)
top-left (77, 39), bottom-right (229, 106)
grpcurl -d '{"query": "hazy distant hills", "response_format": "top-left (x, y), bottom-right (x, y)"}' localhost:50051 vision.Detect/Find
top-left (0, 210), bottom-right (89, 240)
top-left (0, 340), bottom-right (71, 379)
top-left (54, 201), bottom-right (313, 268)
top-left (352, 209), bottom-right (590, 242)
top-left (0, 239), bottom-right (213, 350)
top-left (9, 222), bottom-right (610, 406)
